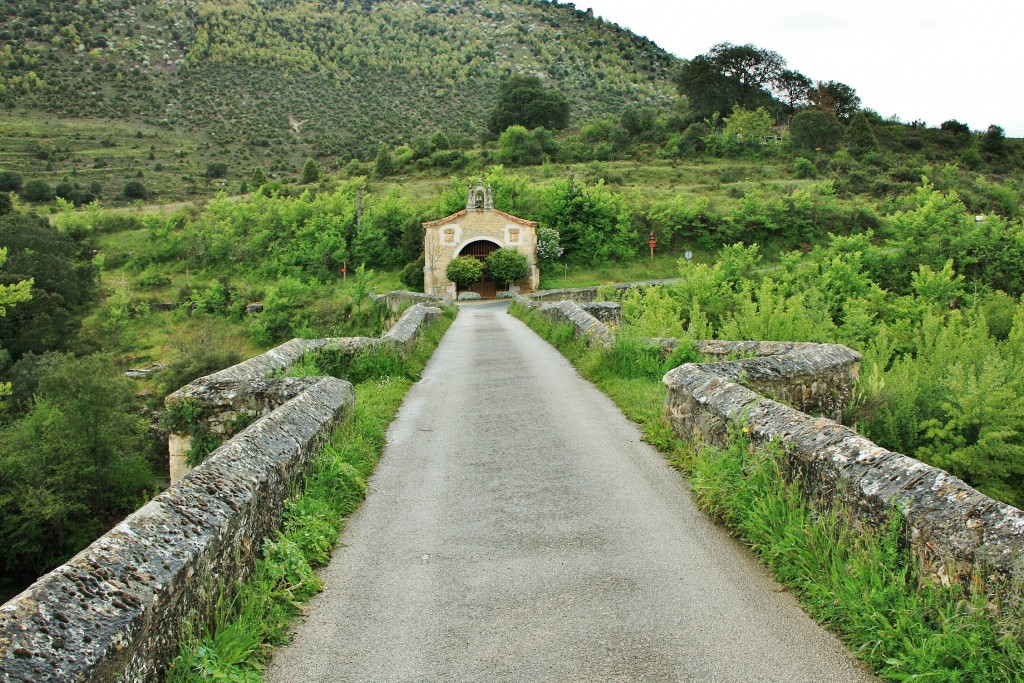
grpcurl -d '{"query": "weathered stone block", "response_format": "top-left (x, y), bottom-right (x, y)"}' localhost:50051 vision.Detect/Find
top-left (663, 347), bottom-right (1024, 594)
top-left (0, 378), bottom-right (354, 683)
top-left (580, 301), bottom-right (621, 325)
top-left (536, 301), bottom-right (614, 348)
top-left (369, 291), bottom-right (452, 311)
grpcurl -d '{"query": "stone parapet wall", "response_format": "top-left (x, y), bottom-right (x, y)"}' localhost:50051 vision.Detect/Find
top-left (514, 296), bottom-right (614, 348)
top-left (526, 279), bottom-right (679, 303)
top-left (0, 295), bottom-right (450, 682)
top-left (166, 304), bottom-right (441, 483)
top-left (165, 337), bottom-right (382, 484)
top-left (514, 292), bottom-right (1024, 594)
top-left (0, 378), bottom-right (355, 683)
top-left (370, 291), bottom-right (453, 312)
top-left (381, 304), bottom-right (443, 352)
top-left (694, 341), bottom-right (862, 421)
top-left (663, 350), bottom-right (1024, 592)
top-left (580, 302), bottom-right (621, 325)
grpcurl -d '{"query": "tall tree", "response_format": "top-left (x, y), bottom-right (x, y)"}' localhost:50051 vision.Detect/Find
top-left (0, 353), bottom-right (153, 577)
top-left (374, 146), bottom-right (395, 178)
top-left (773, 69), bottom-right (812, 112)
top-left (809, 80), bottom-right (861, 121)
top-left (674, 43), bottom-right (788, 120)
top-left (0, 213), bottom-right (97, 359)
top-left (301, 158), bottom-right (322, 184)
top-left (250, 166), bottom-right (268, 189)
top-left (487, 75), bottom-right (570, 135)
top-left (845, 111), bottom-right (878, 157)
top-left (980, 125), bottom-right (1007, 158)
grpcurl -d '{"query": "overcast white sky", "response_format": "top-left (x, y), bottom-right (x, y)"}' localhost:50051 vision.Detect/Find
top-left (579, 0), bottom-right (1022, 137)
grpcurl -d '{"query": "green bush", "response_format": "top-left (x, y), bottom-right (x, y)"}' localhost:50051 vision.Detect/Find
top-left (123, 180), bottom-right (148, 199)
top-left (399, 256), bottom-right (425, 292)
top-left (485, 247), bottom-right (529, 288)
top-left (792, 157), bottom-right (818, 178)
top-left (22, 179), bottom-right (54, 202)
top-left (445, 256), bottom-right (484, 289)
top-left (313, 344), bottom-right (407, 384)
top-left (790, 110), bottom-right (843, 153)
top-left (300, 159), bottom-right (321, 184)
top-left (0, 171), bottom-right (23, 193)
top-left (135, 269), bottom-right (172, 290)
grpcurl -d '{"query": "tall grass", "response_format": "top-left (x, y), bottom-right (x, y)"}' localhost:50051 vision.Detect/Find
top-left (510, 300), bottom-right (1024, 681)
top-left (166, 308), bottom-right (454, 682)
top-left (691, 433), bottom-right (1024, 681)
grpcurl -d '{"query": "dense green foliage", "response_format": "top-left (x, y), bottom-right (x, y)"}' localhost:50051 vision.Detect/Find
top-left (0, 212), bottom-right (97, 360)
top-left (674, 43), bottom-right (788, 120)
top-left (0, 353), bottom-right (155, 578)
top-left (487, 75), bottom-right (571, 135)
top-left (496, 125), bottom-right (557, 165)
top-left (0, 0), bottom-right (676, 198)
top-left (444, 255), bottom-right (484, 290)
top-left (604, 180), bottom-right (1024, 508)
top-left (484, 247), bottom-right (529, 289)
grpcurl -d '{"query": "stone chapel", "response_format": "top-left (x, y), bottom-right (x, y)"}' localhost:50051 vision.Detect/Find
top-left (422, 179), bottom-right (540, 297)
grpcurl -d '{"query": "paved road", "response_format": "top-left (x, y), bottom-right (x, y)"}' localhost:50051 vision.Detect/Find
top-left (266, 301), bottom-right (874, 682)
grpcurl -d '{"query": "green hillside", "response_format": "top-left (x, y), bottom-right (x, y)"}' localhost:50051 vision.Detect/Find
top-left (0, 0), bottom-right (677, 196)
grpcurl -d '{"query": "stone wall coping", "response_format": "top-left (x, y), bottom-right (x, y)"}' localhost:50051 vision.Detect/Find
top-left (381, 304), bottom-right (443, 351)
top-left (369, 291), bottom-right (453, 311)
top-left (169, 303), bottom-right (443, 404)
top-left (526, 279), bottom-right (681, 303)
top-left (0, 378), bottom-right (355, 682)
top-left (663, 350), bottom-right (1024, 589)
top-left (536, 300), bottom-right (615, 348)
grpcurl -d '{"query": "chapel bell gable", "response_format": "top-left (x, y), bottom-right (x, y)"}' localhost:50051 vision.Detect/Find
top-left (466, 178), bottom-right (494, 212)
top-left (423, 180), bottom-right (540, 297)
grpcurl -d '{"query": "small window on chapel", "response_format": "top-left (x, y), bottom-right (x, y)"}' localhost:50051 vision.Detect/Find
top-left (509, 228), bottom-right (520, 243)
top-left (444, 228), bottom-right (455, 243)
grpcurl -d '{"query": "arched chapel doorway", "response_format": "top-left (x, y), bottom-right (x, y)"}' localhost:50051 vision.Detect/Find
top-left (458, 239), bottom-right (499, 298)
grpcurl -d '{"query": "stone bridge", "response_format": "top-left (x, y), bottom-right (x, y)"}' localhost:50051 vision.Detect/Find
top-left (1, 285), bottom-right (1022, 681)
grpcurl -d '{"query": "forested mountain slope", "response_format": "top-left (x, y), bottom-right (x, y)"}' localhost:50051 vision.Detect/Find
top-left (0, 0), bottom-right (677, 162)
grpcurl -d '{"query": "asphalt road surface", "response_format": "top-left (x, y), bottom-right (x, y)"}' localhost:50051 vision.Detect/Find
top-left (266, 300), bottom-right (875, 682)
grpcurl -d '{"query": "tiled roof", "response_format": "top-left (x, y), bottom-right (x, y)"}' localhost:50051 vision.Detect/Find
top-left (422, 209), bottom-right (538, 228)
top-left (422, 209), bottom-right (467, 228)
top-left (494, 210), bottom-right (539, 227)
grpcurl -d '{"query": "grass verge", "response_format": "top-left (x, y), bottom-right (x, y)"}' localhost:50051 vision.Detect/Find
top-left (509, 301), bottom-right (1024, 681)
top-left (166, 307), bottom-right (455, 682)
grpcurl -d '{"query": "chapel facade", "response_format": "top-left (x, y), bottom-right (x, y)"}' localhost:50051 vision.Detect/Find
top-left (422, 180), bottom-right (540, 297)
